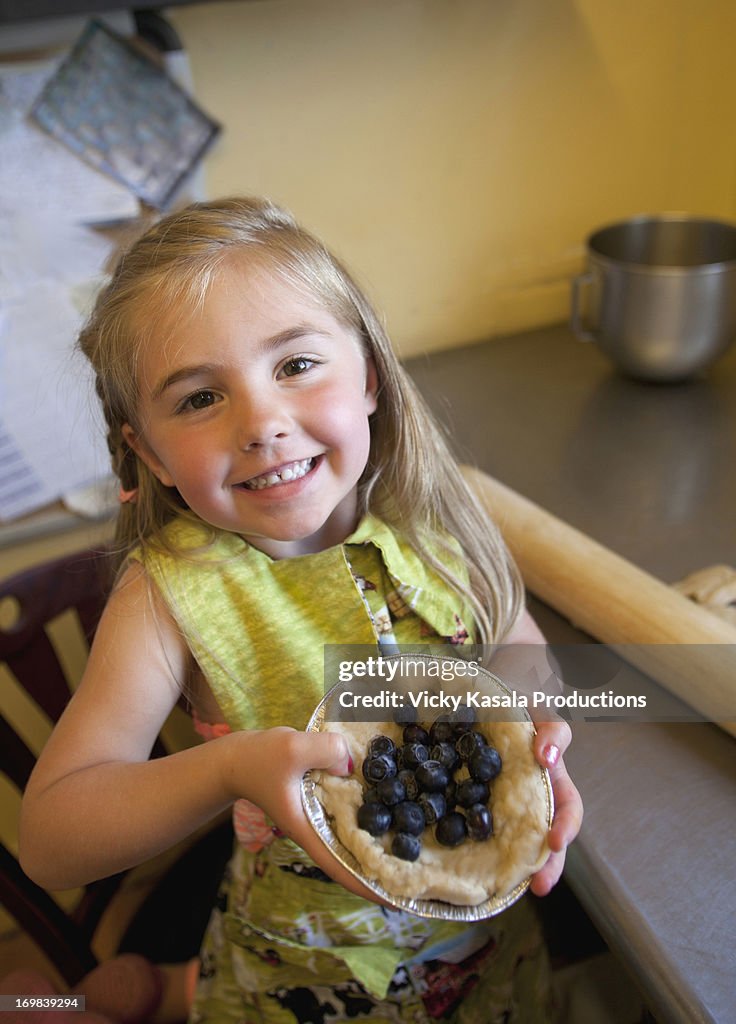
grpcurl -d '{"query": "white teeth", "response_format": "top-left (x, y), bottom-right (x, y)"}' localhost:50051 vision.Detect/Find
top-left (244, 458), bottom-right (313, 491)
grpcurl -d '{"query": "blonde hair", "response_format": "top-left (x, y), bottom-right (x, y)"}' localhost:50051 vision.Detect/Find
top-left (79, 197), bottom-right (523, 643)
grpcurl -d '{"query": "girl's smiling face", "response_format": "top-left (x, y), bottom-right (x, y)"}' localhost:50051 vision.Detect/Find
top-left (123, 258), bottom-right (377, 559)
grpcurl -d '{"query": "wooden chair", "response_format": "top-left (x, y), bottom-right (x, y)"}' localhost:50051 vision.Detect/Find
top-left (0, 546), bottom-right (232, 986)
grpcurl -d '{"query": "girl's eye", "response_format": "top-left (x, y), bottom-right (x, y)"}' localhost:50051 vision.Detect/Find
top-left (181, 389), bottom-right (219, 412)
top-left (281, 356), bottom-right (315, 378)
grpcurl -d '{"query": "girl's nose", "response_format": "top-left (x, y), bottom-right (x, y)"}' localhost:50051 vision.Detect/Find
top-left (235, 392), bottom-right (292, 449)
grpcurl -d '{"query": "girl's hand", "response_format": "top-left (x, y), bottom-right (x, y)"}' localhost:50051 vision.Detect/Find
top-left (529, 715), bottom-right (583, 896)
top-left (496, 608), bottom-right (584, 897)
top-left (225, 725), bottom-right (350, 836)
top-left (220, 726), bottom-right (390, 903)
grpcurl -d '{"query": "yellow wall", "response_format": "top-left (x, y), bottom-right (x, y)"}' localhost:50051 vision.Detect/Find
top-left (170, 0), bottom-right (736, 358)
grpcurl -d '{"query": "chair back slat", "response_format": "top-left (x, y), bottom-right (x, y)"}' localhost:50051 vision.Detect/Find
top-left (3, 635), bottom-right (75, 722)
top-left (0, 843), bottom-right (98, 985)
top-left (0, 715), bottom-right (36, 791)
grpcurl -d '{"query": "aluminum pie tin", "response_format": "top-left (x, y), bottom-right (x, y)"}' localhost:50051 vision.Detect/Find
top-left (301, 654), bottom-right (554, 921)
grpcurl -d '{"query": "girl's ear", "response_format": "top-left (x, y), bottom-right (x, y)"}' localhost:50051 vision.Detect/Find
top-left (121, 423), bottom-right (175, 487)
top-left (363, 356), bottom-right (379, 415)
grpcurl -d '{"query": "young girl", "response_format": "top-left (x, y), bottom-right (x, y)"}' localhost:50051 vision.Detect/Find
top-left (21, 197), bottom-right (581, 1023)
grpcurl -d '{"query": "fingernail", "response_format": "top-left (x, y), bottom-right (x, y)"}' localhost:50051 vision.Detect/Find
top-left (543, 743), bottom-right (560, 767)
top-left (347, 756), bottom-right (354, 775)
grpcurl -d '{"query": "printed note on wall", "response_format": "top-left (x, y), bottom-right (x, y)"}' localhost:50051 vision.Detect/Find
top-left (0, 278), bottom-right (110, 522)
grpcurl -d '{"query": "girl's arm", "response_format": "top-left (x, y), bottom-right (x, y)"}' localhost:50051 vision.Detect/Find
top-left (19, 564), bottom-right (358, 894)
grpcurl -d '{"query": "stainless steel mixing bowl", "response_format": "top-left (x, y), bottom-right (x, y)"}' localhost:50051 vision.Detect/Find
top-left (571, 215), bottom-right (736, 382)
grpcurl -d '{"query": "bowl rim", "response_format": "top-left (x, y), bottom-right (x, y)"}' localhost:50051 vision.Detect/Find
top-left (585, 212), bottom-right (736, 272)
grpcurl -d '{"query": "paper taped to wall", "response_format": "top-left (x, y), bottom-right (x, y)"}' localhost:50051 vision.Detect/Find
top-left (0, 278), bottom-right (111, 522)
top-left (0, 53), bottom-right (140, 225)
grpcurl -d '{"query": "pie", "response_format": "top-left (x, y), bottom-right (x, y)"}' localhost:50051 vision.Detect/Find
top-left (315, 715), bottom-right (551, 907)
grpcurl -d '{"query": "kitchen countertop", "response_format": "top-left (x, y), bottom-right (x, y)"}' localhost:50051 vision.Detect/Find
top-left (405, 325), bottom-right (736, 1024)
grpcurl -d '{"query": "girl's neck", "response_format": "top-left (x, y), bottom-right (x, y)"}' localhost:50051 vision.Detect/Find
top-left (238, 492), bottom-right (362, 560)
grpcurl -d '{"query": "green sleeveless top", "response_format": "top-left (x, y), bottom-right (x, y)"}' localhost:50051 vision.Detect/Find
top-left (135, 513), bottom-right (474, 731)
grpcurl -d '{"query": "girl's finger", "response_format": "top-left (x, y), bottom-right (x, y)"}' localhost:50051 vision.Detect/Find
top-left (529, 765), bottom-right (583, 895)
top-left (533, 718), bottom-right (573, 766)
top-left (311, 731), bottom-right (352, 774)
top-left (546, 761), bottom-right (584, 851)
top-left (529, 848), bottom-right (566, 897)
top-left (283, 728), bottom-right (353, 776)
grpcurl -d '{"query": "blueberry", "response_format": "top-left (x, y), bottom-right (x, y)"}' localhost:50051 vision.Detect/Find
top-left (430, 741), bottom-right (461, 773)
top-left (455, 730), bottom-right (487, 761)
top-left (469, 746), bottom-right (502, 783)
top-left (392, 832), bottom-right (421, 861)
top-left (362, 753), bottom-right (397, 783)
top-left (466, 803), bottom-right (493, 841)
top-left (450, 703), bottom-right (477, 736)
top-left (363, 786), bottom-right (382, 804)
top-left (399, 742), bottom-right (429, 770)
top-left (393, 704), bottom-right (418, 726)
top-left (357, 802), bottom-right (392, 836)
top-left (436, 811), bottom-right (468, 847)
top-left (368, 734), bottom-right (396, 758)
top-left (429, 718), bottom-right (455, 745)
top-left (375, 776), bottom-right (406, 806)
top-left (418, 790), bottom-right (447, 825)
top-left (415, 760), bottom-right (450, 793)
top-left (402, 723), bottom-right (430, 746)
top-left (398, 769), bottom-right (420, 801)
top-left (392, 800), bottom-right (426, 836)
top-left (455, 779), bottom-right (490, 808)
top-left (444, 778), bottom-right (457, 811)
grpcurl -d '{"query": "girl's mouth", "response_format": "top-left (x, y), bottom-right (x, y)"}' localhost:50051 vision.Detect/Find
top-left (242, 457), bottom-right (316, 491)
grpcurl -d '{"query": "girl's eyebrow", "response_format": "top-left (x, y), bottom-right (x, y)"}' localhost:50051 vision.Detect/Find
top-left (259, 324), bottom-right (330, 353)
top-left (151, 324), bottom-right (330, 400)
top-left (151, 363), bottom-right (219, 401)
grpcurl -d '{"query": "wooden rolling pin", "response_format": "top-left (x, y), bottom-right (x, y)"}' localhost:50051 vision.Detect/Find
top-left (463, 466), bottom-right (736, 740)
